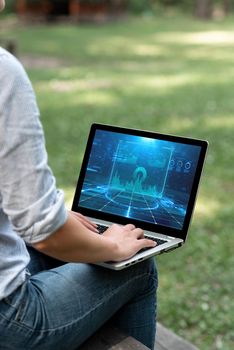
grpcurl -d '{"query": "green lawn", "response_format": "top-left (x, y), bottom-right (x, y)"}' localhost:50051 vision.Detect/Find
top-left (1, 13), bottom-right (233, 350)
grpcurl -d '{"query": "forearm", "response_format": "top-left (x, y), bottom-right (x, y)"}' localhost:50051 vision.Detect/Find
top-left (33, 212), bottom-right (118, 263)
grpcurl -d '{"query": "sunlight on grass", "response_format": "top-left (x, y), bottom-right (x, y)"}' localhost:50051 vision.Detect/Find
top-left (36, 79), bottom-right (119, 106)
top-left (37, 72), bottom-right (203, 95)
top-left (195, 197), bottom-right (221, 219)
top-left (155, 30), bottom-right (234, 45)
top-left (130, 73), bottom-right (202, 91)
top-left (87, 37), bottom-right (168, 58)
top-left (133, 43), bottom-right (165, 56)
top-left (183, 31), bottom-right (234, 45)
top-left (58, 67), bottom-right (79, 79)
top-left (165, 118), bottom-right (195, 132)
top-left (77, 91), bottom-right (119, 106)
top-left (37, 79), bottom-right (112, 93)
top-left (204, 115), bottom-right (234, 129)
top-left (46, 78), bottom-right (112, 93)
top-left (185, 47), bottom-right (234, 61)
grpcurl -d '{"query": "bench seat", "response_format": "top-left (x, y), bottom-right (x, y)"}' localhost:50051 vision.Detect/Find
top-left (79, 322), bottom-right (199, 350)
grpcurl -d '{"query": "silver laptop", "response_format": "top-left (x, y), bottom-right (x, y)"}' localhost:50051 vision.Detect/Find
top-left (72, 123), bottom-right (208, 270)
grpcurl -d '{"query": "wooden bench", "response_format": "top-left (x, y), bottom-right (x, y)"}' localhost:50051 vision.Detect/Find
top-left (79, 323), bottom-right (199, 350)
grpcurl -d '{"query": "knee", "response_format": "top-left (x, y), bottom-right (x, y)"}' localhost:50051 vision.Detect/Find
top-left (145, 257), bottom-right (158, 289)
top-left (142, 256), bottom-right (157, 274)
top-left (135, 257), bottom-right (158, 292)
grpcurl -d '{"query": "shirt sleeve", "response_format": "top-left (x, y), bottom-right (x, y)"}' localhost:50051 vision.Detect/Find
top-left (0, 49), bottom-right (68, 244)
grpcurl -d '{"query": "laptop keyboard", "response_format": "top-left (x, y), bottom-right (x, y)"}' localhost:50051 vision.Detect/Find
top-left (96, 224), bottom-right (167, 249)
top-left (97, 224), bottom-right (109, 234)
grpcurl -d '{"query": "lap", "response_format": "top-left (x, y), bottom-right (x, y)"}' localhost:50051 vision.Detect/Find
top-left (0, 248), bottom-right (157, 350)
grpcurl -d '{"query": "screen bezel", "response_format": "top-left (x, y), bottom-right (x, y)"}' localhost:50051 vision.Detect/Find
top-left (71, 123), bottom-right (208, 240)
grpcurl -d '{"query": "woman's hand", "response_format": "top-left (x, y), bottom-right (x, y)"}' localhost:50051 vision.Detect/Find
top-left (33, 213), bottom-right (156, 263)
top-left (69, 214), bottom-right (157, 261)
top-left (103, 223), bottom-right (157, 262)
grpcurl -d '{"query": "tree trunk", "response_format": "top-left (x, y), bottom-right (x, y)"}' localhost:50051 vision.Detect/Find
top-left (223, 0), bottom-right (231, 14)
top-left (194, 0), bottom-right (213, 19)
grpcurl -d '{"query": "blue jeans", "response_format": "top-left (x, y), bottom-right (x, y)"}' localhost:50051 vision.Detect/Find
top-left (0, 247), bottom-right (158, 350)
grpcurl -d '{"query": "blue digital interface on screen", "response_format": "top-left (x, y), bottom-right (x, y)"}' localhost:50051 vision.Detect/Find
top-left (78, 130), bottom-right (201, 230)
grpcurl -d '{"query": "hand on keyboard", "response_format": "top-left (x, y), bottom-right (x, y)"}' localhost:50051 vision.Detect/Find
top-left (101, 223), bottom-right (157, 262)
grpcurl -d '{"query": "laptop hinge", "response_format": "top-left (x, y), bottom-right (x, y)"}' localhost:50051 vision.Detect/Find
top-left (164, 242), bottom-right (183, 252)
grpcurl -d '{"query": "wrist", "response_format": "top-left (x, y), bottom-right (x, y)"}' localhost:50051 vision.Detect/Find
top-left (102, 236), bottom-right (120, 261)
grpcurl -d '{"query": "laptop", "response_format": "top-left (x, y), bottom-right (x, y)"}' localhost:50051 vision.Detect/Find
top-left (71, 123), bottom-right (208, 270)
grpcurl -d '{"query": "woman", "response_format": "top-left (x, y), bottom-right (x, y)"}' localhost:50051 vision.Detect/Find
top-left (0, 1), bottom-right (158, 349)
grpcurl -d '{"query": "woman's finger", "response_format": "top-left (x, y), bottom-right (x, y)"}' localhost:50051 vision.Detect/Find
top-left (123, 224), bottom-right (136, 231)
top-left (132, 227), bottom-right (144, 239)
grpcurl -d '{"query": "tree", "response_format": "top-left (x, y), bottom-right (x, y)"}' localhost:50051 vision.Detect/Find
top-left (223, 0), bottom-right (231, 14)
top-left (194, 0), bottom-right (213, 19)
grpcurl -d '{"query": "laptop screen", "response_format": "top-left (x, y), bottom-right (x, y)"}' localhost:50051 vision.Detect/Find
top-left (72, 124), bottom-right (208, 239)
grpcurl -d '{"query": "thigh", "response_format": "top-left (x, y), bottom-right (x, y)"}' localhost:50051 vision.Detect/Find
top-left (0, 259), bottom-right (157, 350)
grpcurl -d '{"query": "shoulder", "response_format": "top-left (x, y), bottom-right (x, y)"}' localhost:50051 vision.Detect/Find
top-left (0, 47), bottom-right (23, 72)
top-left (0, 47), bottom-right (39, 120)
top-left (0, 47), bottom-right (30, 86)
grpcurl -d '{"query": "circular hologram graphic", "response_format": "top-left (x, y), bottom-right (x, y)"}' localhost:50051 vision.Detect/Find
top-left (177, 160), bottom-right (183, 168)
top-left (107, 165), bottom-right (159, 211)
top-left (185, 161), bottom-right (192, 170)
top-left (133, 166), bottom-right (147, 183)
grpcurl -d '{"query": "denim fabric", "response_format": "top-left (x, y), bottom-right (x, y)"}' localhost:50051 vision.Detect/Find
top-left (0, 247), bottom-right (158, 350)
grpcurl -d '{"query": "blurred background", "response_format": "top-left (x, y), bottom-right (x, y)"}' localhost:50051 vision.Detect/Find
top-left (1, 1), bottom-right (233, 349)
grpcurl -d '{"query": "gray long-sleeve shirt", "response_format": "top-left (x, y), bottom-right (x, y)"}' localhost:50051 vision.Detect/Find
top-left (0, 47), bottom-right (67, 299)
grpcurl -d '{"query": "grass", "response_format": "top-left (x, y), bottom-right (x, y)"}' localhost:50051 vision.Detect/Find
top-left (1, 12), bottom-right (233, 349)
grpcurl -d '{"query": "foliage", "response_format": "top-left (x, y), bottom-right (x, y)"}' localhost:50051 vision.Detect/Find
top-left (3, 0), bottom-right (15, 13)
top-left (1, 14), bottom-right (234, 349)
top-left (3, 0), bottom-right (234, 16)
top-left (127, 0), bottom-right (194, 14)
top-left (128, 0), bottom-right (234, 14)
top-left (127, 0), bottom-right (152, 14)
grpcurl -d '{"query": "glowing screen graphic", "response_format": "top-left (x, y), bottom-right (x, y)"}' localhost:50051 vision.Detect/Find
top-left (78, 130), bottom-right (201, 230)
